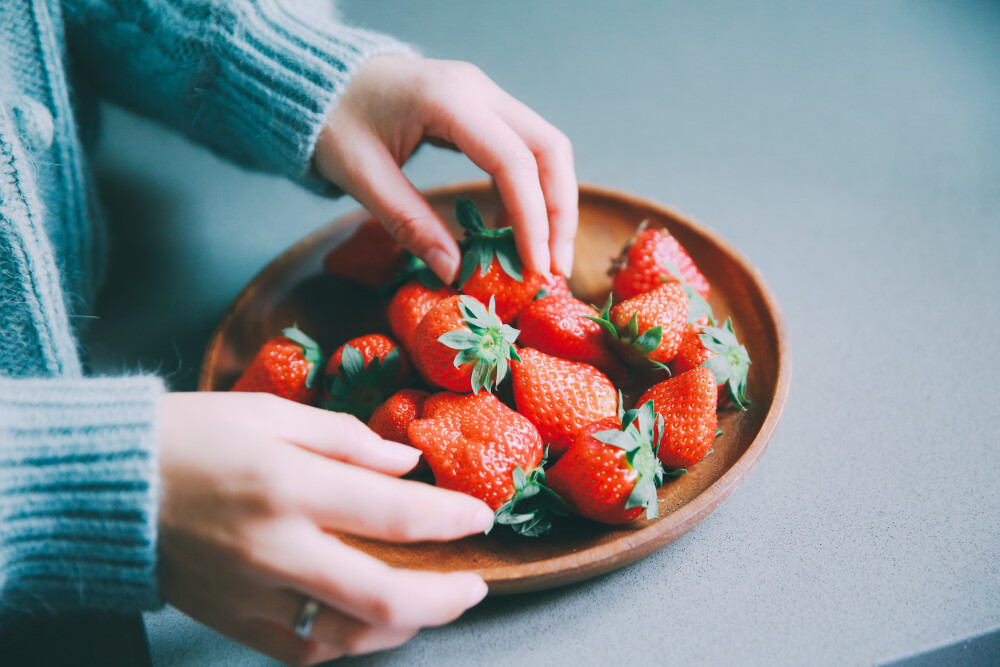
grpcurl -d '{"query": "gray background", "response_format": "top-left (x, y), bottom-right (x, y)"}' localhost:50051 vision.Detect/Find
top-left (85, 1), bottom-right (1000, 665)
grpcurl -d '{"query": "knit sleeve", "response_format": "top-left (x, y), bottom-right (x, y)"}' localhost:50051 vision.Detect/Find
top-left (62, 0), bottom-right (417, 192)
top-left (0, 375), bottom-right (164, 614)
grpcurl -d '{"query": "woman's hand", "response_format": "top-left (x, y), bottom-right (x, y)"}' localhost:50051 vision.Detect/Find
top-left (158, 392), bottom-right (492, 665)
top-left (313, 56), bottom-right (578, 283)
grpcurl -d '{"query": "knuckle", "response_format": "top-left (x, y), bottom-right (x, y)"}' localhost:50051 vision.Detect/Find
top-left (548, 128), bottom-right (573, 157)
top-left (499, 145), bottom-right (539, 179)
top-left (447, 60), bottom-right (483, 80)
top-left (384, 211), bottom-right (432, 251)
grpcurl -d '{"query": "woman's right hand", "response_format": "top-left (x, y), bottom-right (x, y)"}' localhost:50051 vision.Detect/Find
top-left (158, 392), bottom-right (492, 665)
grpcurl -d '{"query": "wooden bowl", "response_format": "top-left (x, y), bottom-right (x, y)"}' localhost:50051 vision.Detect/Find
top-left (199, 181), bottom-right (791, 594)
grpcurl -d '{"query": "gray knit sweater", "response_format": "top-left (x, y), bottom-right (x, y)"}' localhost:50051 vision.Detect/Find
top-left (0, 0), bottom-right (412, 614)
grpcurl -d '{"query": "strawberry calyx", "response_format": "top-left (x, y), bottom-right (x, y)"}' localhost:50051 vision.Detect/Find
top-left (698, 317), bottom-right (751, 409)
top-left (438, 295), bottom-right (521, 393)
top-left (281, 326), bottom-right (323, 389)
top-left (493, 457), bottom-right (568, 537)
top-left (378, 252), bottom-right (443, 298)
top-left (323, 344), bottom-right (404, 420)
top-left (455, 197), bottom-right (524, 287)
top-left (591, 400), bottom-right (667, 519)
top-left (587, 296), bottom-right (669, 370)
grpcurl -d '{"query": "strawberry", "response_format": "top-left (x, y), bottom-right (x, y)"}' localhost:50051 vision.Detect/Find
top-left (591, 282), bottom-right (690, 368)
top-left (323, 334), bottom-right (410, 420)
top-left (511, 347), bottom-right (618, 457)
top-left (368, 388), bottom-right (430, 446)
top-left (231, 326), bottom-right (323, 404)
top-left (322, 217), bottom-right (405, 289)
top-left (547, 402), bottom-right (667, 524)
top-left (407, 391), bottom-right (544, 510)
top-left (386, 278), bottom-right (458, 359)
top-left (637, 367), bottom-right (718, 469)
top-left (516, 295), bottom-right (625, 379)
top-left (454, 197), bottom-right (552, 323)
top-left (672, 318), bottom-right (751, 408)
top-left (412, 295), bottom-right (520, 393)
top-left (536, 273), bottom-right (572, 300)
top-left (610, 221), bottom-right (710, 301)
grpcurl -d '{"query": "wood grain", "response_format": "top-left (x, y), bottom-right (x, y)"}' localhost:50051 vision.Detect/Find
top-left (199, 182), bottom-right (792, 595)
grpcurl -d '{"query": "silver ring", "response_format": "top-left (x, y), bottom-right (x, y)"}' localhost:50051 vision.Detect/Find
top-left (293, 598), bottom-right (321, 640)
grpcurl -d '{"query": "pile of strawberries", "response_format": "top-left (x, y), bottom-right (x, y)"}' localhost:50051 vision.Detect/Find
top-left (231, 199), bottom-right (750, 537)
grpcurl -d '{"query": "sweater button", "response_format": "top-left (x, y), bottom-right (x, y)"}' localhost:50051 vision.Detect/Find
top-left (11, 97), bottom-right (55, 153)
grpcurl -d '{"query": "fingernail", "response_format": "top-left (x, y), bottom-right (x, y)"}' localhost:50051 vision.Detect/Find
top-left (466, 578), bottom-right (489, 607)
top-left (425, 247), bottom-right (458, 284)
top-left (383, 442), bottom-right (421, 466)
top-left (558, 242), bottom-right (574, 277)
top-left (474, 507), bottom-right (495, 534)
top-left (536, 251), bottom-right (553, 280)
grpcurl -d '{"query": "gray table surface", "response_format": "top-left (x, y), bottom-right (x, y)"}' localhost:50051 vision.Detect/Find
top-left (85, 1), bottom-right (1000, 665)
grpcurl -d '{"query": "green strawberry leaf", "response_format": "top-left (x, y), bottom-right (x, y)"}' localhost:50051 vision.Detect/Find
top-left (282, 326), bottom-right (323, 388)
top-left (338, 344), bottom-right (366, 383)
top-left (477, 238), bottom-right (494, 277)
top-left (592, 429), bottom-right (638, 451)
top-left (438, 330), bottom-right (481, 350)
top-left (702, 354), bottom-right (733, 385)
top-left (455, 197), bottom-right (488, 235)
top-left (458, 246), bottom-right (480, 288)
top-left (632, 327), bottom-right (663, 355)
top-left (585, 315), bottom-right (619, 338)
top-left (495, 235), bottom-right (524, 281)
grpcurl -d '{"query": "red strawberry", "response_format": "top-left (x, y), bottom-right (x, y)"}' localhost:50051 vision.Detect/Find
top-left (638, 367), bottom-right (718, 469)
top-left (591, 282), bottom-right (690, 367)
top-left (231, 326), bottom-right (323, 404)
top-left (516, 295), bottom-right (625, 379)
top-left (412, 295), bottom-right (520, 393)
top-left (323, 334), bottom-right (410, 420)
top-left (454, 197), bottom-right (552, 323)
top-left (386, 278), bottom-right (458, 358)
top-left (407, 391), bottom-right (544, 510)
top-left (536, 273), bottom-right (572, 299)
top-left (547, 402), bottom-right (666, 524)
top-left (672, 318), bottom-right (751, 409)
top-left (511, 347), bottom-right (618, 457)
top-left (322, 217), bottom-right (405, 289)
top-left (610, 221), bottom-right (710, 301)
top-left (368, 388), bottom-right (430, 446)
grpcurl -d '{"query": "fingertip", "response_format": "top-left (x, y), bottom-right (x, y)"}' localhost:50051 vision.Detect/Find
top-left (425, 246), bottom-right (459, 284)
top-left (463, 576), bottom-right (489, 608)
top-left (523, 241), bottom-right (552, 279)
top-left (473, 506), bottom-right (495, 534)
top-left (555, 241), bottom-right (574, 277)
top-left (378, 441), bottom-right (423, 475)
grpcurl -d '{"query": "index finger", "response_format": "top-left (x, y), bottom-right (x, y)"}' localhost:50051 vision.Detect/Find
top-left (258, 395), bottom-right (421, 477)
top-left (426, 104), bottom-right (551, 276)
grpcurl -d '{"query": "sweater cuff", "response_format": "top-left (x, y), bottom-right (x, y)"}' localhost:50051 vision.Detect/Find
top-left (212, 0), bottom-right (418, 193)
top-left (0, 376), bottom-right (164, 613)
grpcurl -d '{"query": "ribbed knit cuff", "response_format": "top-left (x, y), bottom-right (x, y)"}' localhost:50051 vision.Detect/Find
top-left (0, 376), bottom-right (164, 614)
top-left (211, 0), bottom-right (418, 193)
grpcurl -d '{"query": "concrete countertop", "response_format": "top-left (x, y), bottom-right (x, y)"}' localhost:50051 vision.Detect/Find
top-left (87, 1), bottom-right (999, 664)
